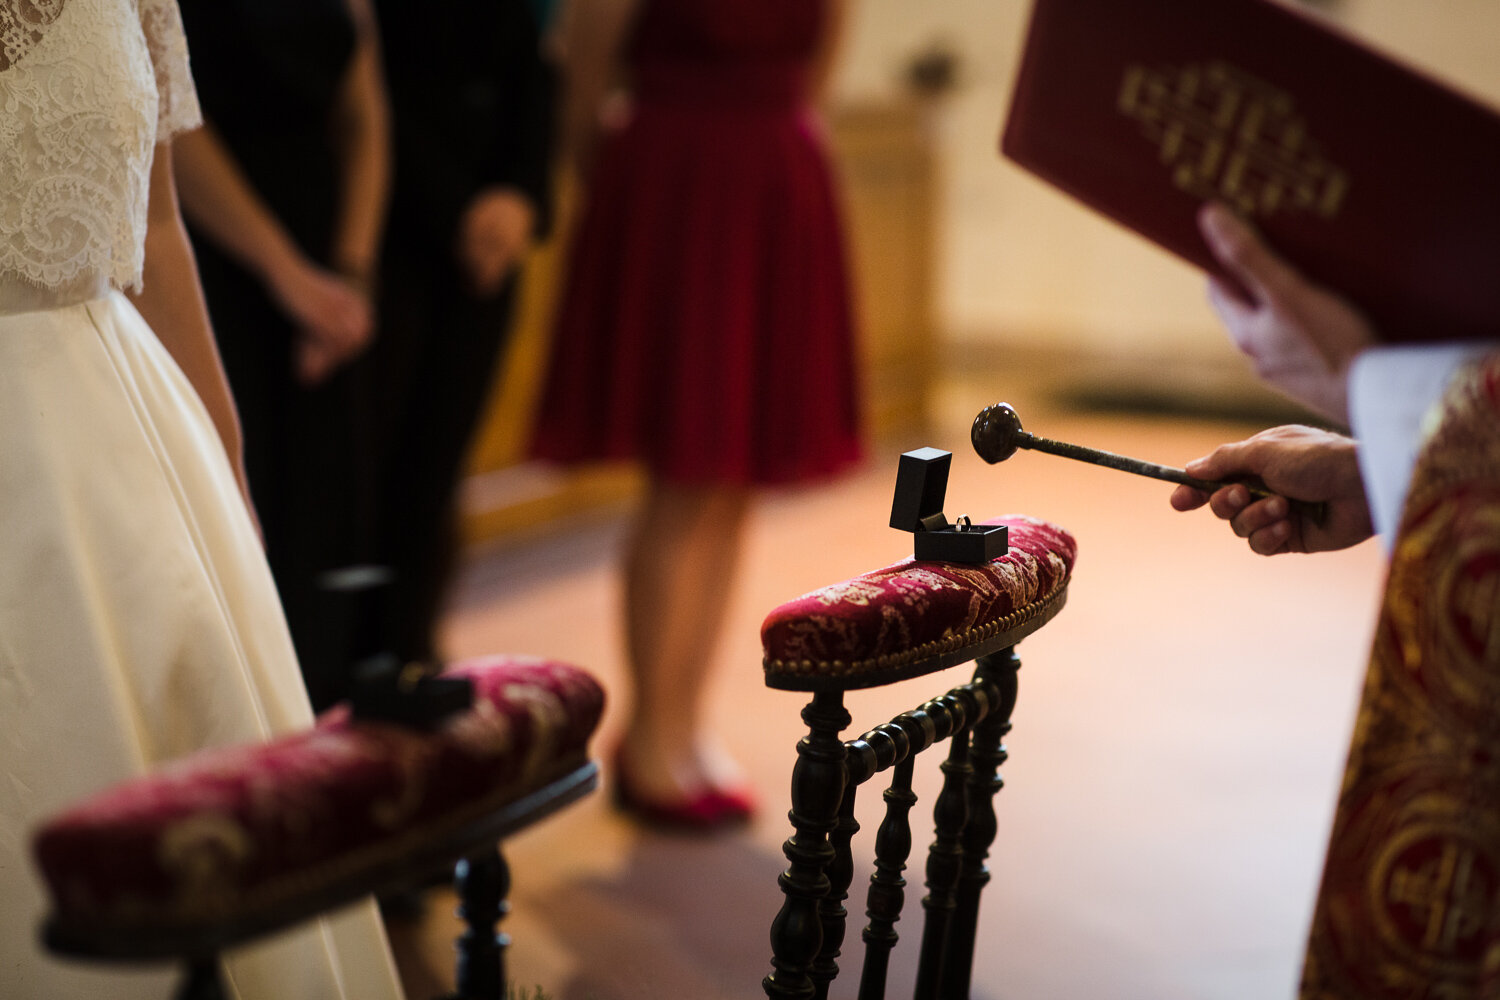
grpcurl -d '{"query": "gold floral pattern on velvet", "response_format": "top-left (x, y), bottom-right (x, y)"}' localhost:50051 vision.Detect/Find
top-left (761, 514), bottom-right (1076, 683)
top-left (32, 657), bottom-right (604, 932)
top-left (1302, 353), bottom-right (1500, 1000)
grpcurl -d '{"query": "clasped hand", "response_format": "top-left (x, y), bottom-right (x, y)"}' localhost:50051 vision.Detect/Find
top-left (267, 255), bottom-right (374, 385)
top-left (457, 188), bottom-right (536, 298)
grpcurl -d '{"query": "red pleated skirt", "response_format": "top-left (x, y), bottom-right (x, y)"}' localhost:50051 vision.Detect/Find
top-left (532, 93), bottom-right (864, 487)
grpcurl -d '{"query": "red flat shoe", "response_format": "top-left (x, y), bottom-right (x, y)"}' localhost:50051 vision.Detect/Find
top-left (612, 755), bottom-right (756, 831)
top-left (706, 783), bottom-right (758, 825)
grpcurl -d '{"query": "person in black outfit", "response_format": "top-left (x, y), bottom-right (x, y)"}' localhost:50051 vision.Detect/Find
top-left (174, 0), bottom-right (391, 711)
top-left (365, 0), bottom-right (557, 666)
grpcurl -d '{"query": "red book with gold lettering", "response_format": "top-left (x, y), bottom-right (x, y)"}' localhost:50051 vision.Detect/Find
top-left (1000, 0), bottom-right (1500, 343)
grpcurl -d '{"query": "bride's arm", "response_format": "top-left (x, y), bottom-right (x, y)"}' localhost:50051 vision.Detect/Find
top-left (130, 142), bottom-right (260, 532)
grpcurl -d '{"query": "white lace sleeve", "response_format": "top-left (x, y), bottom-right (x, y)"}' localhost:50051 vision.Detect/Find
top-left (138, 0), bottom-right (200, 139)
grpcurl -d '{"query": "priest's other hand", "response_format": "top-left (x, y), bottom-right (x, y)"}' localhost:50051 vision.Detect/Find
top-left (1170, 425), bottom-right (1374, 556)
top-left (1198, 202), bottom-right (1376, 427)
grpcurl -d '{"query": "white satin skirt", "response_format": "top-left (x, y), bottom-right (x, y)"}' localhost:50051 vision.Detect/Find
top-left (0, 293), bottom-right (404, 1000)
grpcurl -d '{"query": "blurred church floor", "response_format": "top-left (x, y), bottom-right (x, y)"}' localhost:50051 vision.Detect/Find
top-left (383, 366), bottom-right (1386, 1000)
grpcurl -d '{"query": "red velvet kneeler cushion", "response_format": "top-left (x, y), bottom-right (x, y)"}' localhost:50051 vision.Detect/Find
top-left (762, 515), bottom-right (1076, 690)
top-left (33, 657), bottom-right (604, 946)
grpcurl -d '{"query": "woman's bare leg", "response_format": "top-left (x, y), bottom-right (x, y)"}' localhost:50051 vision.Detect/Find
top-left (618, 477), bottom-right (751, 802)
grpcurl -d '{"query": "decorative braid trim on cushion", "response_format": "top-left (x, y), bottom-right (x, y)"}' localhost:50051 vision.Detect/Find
top-left (762, 515), bottom-right (1076, 689)
top-left (33, 657), bottom-right (604, 937)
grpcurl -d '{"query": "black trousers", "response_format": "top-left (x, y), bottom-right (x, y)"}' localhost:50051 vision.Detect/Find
top-left (365, 234), bottom-right (522, 672)
top-left (194, 238), bottom-right (378, 712)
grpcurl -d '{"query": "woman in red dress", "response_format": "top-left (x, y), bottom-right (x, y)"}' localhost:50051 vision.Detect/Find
top-left (533, 0), bottom-right (863, 827)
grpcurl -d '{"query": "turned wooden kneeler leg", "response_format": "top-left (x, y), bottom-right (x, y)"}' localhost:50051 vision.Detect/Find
top-left (812, 788), bottom-right (861, 999)
top-left (447, 845), bottom-right (511, 1000)
top-left (944, 648), bottom-right (1019, 1000)
top-left (174, 957), bottom-right (228, 1000)
top-left (858, 743), bottom-right (917, 1000)
top-left (764, 690), bottom-right (851, 1000)
top-left (913, 685), bottom-right (979, 1000)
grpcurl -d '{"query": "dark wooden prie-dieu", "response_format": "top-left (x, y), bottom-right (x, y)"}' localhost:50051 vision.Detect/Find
top-left (762, 457), bottom-right (1074, 999)
top-left (44, 764), bottom-right (599, 1000)
top-left (34, 658), bottom-right (604, 1000)
top-left (764, 646), bottom-right (1027, 1000)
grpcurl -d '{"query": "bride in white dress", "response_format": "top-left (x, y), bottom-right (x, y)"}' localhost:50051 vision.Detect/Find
top-left (0, 0), bottom-right (405, 996)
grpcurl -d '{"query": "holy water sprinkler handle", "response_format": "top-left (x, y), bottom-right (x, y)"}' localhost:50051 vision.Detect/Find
top-left (971, 403), bottom-right (1329, 525)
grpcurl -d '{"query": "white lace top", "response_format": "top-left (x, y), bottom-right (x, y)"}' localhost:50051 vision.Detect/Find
top-left (0, 0), bottom-right (202, 309)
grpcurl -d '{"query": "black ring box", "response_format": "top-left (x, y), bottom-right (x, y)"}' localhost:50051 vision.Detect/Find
top-left (889, 447), bottom-right (1008, 564)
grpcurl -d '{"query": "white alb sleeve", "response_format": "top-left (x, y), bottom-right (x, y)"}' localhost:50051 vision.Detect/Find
top-left (1348, 342), bottom-right (1499, 547)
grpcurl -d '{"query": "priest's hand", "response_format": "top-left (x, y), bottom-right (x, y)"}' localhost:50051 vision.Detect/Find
top-left (1170, 425), bottom-right (1374, 555)
top-left (1198, 203), bottom-right (1376, 427)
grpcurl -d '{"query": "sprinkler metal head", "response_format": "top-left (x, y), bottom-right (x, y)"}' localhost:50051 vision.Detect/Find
top-left (971, 402), bottom-right (1025, 465)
